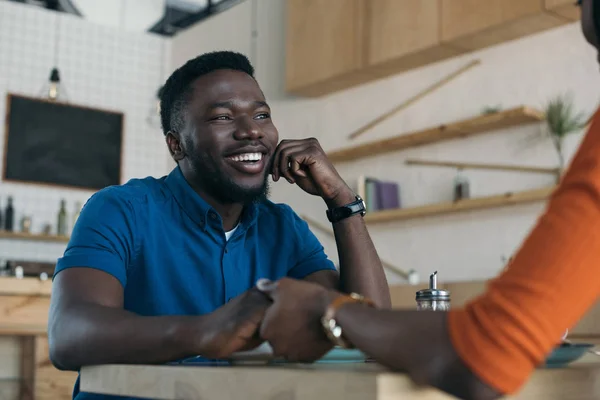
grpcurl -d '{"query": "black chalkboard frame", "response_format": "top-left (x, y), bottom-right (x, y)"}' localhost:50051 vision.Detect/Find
top-left (3, 93), bottom-right (125, 191)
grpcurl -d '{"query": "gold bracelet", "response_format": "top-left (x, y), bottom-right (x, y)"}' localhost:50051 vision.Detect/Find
top-left (321, 293), bottom-right (375, 349)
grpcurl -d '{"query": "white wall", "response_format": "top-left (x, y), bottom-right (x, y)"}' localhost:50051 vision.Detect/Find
top-left (0, 1), bottom-right (171, 263)
top-left (170, 0), bottom-right (600, 285)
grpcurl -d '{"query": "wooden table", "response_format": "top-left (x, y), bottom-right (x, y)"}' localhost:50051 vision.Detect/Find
top-left (81, 358), bottom-right (600, 400)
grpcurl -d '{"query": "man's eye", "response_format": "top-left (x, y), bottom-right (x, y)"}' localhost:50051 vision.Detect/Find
top-left (255, 113), bottom-right (270, 120)
top-left (212, 115), bottom-right (231, 121)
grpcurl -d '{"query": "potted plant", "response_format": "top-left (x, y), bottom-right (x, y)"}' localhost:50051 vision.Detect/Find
top-left (544, 94), bottom-right (587, 175)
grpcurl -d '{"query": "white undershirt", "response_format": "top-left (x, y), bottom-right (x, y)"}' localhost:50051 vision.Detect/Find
top-left (224, 223), bottom-right (239, 241)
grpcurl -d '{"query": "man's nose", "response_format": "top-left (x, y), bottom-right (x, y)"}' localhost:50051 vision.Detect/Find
top-left (234, 117), bottom-right (263, 140)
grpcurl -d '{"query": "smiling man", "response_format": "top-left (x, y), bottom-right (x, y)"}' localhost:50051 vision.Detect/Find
top-left (47, 51), bottom-right (390, 400)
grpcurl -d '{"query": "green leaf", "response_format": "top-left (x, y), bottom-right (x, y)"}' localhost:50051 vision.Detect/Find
top-left (545, 93), bottom-right (587, 140)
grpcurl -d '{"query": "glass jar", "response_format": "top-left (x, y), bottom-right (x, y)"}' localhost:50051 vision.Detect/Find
top-left (416, 289), bottom-right (451, 311)
top-left (415, 271), bottom-right (450, 311)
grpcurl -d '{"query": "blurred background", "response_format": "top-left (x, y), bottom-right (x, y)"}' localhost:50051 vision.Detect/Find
top-left (1, 1), bottom-right (599, 399)
top-left (0, 0), bottom-right (594, 285)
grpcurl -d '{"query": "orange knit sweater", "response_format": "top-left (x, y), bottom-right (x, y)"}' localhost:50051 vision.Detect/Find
top-left (447, 109), bottom-right (600, 394)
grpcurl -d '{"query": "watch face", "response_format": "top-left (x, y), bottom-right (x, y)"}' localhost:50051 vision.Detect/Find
top-left (355, 195), bottom-right (366, 211)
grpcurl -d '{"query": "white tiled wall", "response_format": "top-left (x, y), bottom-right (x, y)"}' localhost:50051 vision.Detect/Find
top-left (0, 1), bottom-right (172, 263)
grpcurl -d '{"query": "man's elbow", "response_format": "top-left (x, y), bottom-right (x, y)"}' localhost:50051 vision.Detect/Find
top-left (47, 316), bottom-right (82, 371)
top-left (48, 340), bottom-right (79, 371)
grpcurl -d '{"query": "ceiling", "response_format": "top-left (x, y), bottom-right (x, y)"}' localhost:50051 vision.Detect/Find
top-left (4, 0), bottom-right (245, 36)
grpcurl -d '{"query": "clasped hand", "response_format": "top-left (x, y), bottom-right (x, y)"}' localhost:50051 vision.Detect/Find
top-left (200, 278), bottom-right (338, 362)
top-left (257, 278), bottom-right (339, 362)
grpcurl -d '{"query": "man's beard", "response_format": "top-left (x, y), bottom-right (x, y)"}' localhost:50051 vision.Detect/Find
top-left (186, 147), bottom-right (270, 205)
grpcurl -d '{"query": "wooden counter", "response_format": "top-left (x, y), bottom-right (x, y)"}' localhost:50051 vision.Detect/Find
top-left (389, 281), bottom-right (600, 338)
top-left (80, 360), bottom-right (600, 400)
top-left (0, 276), bottom-right (77, 400)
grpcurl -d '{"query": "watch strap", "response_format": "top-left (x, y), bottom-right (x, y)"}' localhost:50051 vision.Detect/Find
top-left (326, 195), bottom-right (366, 223)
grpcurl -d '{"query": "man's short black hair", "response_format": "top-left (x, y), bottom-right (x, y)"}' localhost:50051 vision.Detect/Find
top-left (159, 50), bottom-right (255, 136)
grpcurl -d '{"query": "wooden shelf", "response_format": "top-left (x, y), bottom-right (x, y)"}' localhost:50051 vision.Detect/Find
top-left (364, 186), bottom-right (556, 224)
top-left (0, 323), bottom-right (47, 336)
top-left (0, 277), bottom-right (52, 296)
top-left (327, 106), bottom-right (545, 163)
top-left (405, 159), bottom-right (560, 175)
top-left (0, 231), bottom-right (69, 243)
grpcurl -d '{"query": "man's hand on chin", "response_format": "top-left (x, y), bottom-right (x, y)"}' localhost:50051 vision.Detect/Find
top-left (270, 137), bottom-right (350, 203)
top-left (193, 288), bottom-right (272, 359)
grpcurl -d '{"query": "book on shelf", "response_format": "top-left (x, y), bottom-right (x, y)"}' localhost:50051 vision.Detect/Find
top-left (357, 175), bottom-right (400, 212)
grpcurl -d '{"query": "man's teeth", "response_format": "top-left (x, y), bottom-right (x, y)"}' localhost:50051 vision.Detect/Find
top-left (229, 153), bottom-right (263, 162)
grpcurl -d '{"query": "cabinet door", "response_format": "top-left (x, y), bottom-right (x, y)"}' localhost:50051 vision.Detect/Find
top-left (366, 0), bottom-right (463, 77)
top-left (367, 0), bottom-right (440, 66)
top-left (545, 0), bottom-right (581, 21)
top-left (285, 0), bottom-right (366, 96)
top-left (441, 0), bottom-right (567, 51)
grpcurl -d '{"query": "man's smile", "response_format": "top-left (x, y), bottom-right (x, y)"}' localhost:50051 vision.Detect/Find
top-left (224, 152), bottom-right (267, 175)
top-left (221, 141), bottom-right (271, 176)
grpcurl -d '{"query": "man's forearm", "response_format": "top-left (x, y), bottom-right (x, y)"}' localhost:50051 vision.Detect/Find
top-left (327, 188), bottom-right (391, 308)
top-left (49, 302), bottom-right (201, 370)
top-left (334, 303), bottom-right (500, 400)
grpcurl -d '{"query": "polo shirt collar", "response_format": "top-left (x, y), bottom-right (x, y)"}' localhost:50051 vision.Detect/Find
top-left (164, 166), bottom-right (259, 230)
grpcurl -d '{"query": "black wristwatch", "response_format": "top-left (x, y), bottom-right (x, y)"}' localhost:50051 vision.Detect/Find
top-left (326, 195), bottom-right (366, 223)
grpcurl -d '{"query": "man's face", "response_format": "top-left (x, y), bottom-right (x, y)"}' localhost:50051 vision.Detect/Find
top-left (176, 69), bottom-right (279, 204)
top-left (582, 0), bottom-right (600, 53)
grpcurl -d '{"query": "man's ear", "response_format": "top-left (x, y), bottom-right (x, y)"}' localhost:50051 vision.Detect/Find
top-left (166, 131), bottom-right (185, 161)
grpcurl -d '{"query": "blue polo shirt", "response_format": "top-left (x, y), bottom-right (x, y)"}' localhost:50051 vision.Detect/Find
top-left (54, 165), bottom-right (336, 400)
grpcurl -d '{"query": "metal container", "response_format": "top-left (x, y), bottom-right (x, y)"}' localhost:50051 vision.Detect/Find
top-left (416, 271), bottom-right (450, 311)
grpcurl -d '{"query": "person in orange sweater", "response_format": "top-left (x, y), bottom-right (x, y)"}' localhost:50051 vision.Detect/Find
top-left (253, 1), bottom-right (600, 398)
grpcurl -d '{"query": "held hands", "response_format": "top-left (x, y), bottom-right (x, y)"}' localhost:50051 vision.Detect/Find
top-left (197, 288), bottom-right (271, 359)
top-left (197, 278), bottom-right (343, 363)
top-left (271, 138), bottom-right (352, 205)
top-left (256, 278), bottom-right (340, 362)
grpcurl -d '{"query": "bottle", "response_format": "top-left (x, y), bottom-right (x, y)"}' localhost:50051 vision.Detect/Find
top-left (72, 201), bottom-right (81, 232)
top-left (0, 259), bottom-right (8, 277)
top-left (453, 168), bottom-right (470, 201)
top-left (4, 197), bottom-right (14, 232)
top-left (57, 199), bottom-right (67, 236)
top-left (20, 215), bottom-right (31, 233)
top-left (415, 271), bottom-right (450, 311)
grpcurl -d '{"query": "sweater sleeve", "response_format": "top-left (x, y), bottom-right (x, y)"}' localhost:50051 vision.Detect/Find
top-left (447, 109), bottom-right (600, 395)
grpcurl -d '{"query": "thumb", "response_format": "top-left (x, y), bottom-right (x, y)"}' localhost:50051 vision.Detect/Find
top-left (256, 278), bottom-right (278, 299)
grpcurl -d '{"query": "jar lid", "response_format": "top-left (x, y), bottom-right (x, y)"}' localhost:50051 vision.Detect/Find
top-left (415, 271), bottom-right (450, 301)
top-left (416, 288), bottom-right (450, 301)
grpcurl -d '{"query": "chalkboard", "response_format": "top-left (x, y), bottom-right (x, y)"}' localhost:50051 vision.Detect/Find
top-left (3, 94), bottom-right (123, 190)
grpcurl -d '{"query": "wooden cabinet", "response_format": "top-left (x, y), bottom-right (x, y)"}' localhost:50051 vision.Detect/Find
top-left (285, 0), bottom-right (462, 97)
top-left (0, 278), bottom-right (76, 400)
top-left (440, 0), bottom-right (568, 51)
top-left (365, 0), bottom-right (462, 78)
top-left (285, 0), bottom-right (367, 96)
top-left (35, 337), bottom-right (78, 400)
top-left (285, 0), bottom-right (577, 97)
top-left (545, 0), bottom-right (581, 21)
